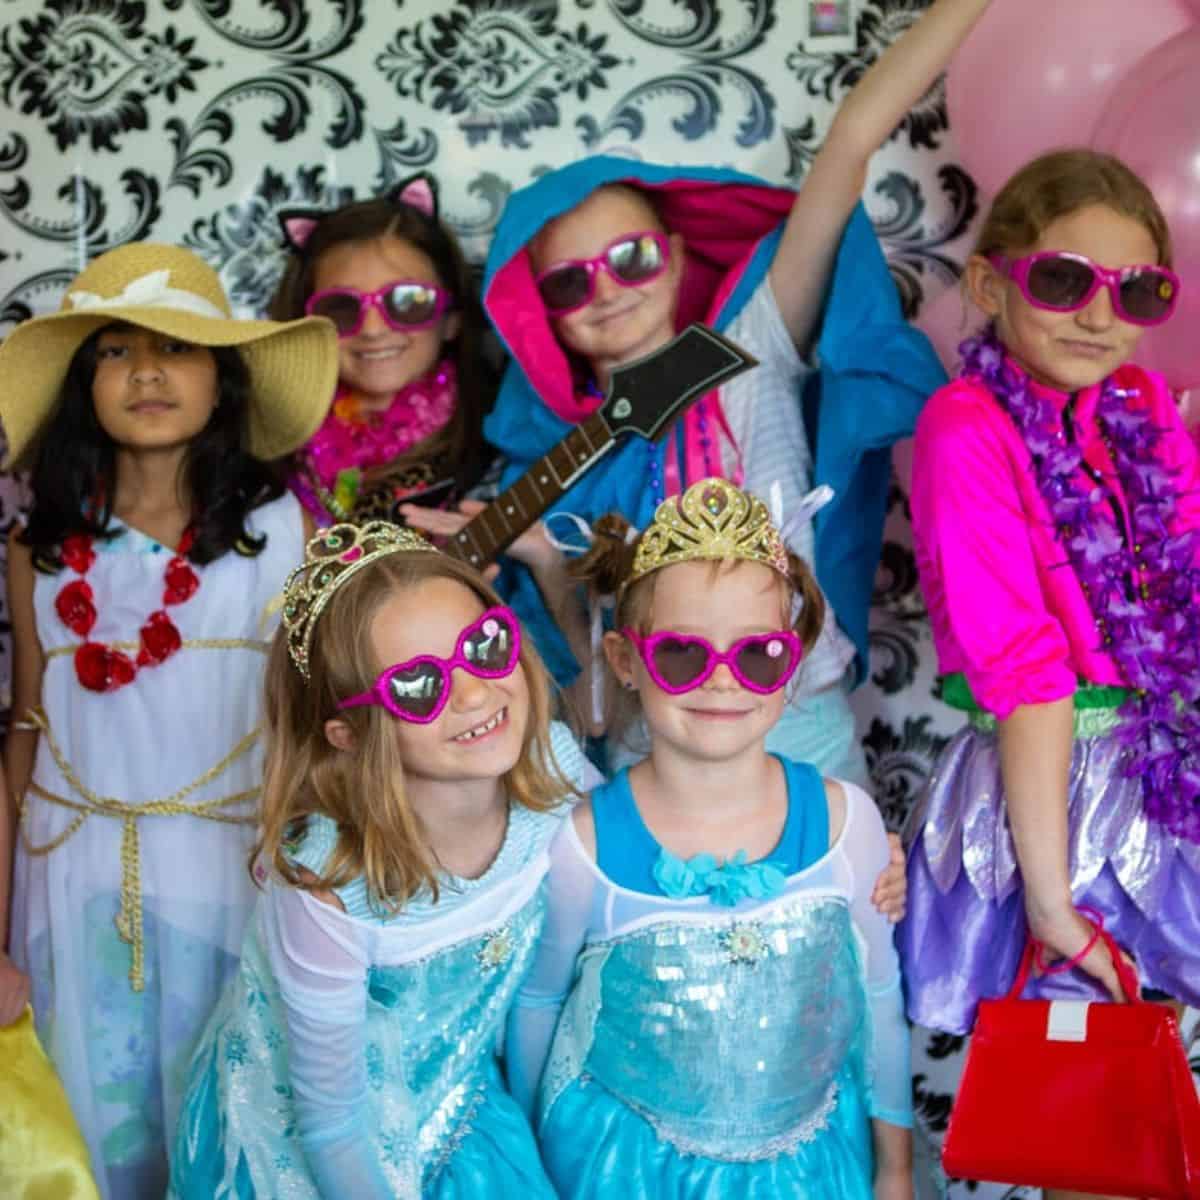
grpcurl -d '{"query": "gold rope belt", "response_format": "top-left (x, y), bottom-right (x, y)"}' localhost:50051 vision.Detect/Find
top-left (44, 636), bottom-right (268, 660)
top-left (21, 710), bottom-right (260, 993)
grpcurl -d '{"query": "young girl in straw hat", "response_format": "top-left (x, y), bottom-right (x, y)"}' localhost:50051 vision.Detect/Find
top-left (0, 241), bottom-right (337, 1199)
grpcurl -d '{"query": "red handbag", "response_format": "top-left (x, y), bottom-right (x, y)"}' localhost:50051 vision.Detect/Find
top-left (942, 913), bottom-right (1200, 1198)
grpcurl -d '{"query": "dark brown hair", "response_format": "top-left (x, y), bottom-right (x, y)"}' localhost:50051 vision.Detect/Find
top-left (271, 191), bottom-right (495, 490)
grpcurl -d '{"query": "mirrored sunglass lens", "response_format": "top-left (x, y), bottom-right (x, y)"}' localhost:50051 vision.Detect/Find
top-left (385, 284), bottom-right (440, 326)
top-left (386, 665), bottom-right (444, 717)
top-left (650, 638), bottom-right (711, 688)
top-left (1026, 257), bottom-right (1095, 308)
top-left (463, 615), bottom-right (516, 673)
top-left (1120, 270), bottom-right (1175, 321)
top-left (735, 637), bottom-right (793, 689)
top-left (310, 293), bottom-right (364, 334)
top-left (538, 265), bottom-right (591, 312)
top-left (608, 235), bottom-right (664, 283)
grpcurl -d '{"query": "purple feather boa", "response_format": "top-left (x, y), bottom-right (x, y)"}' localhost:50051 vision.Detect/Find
top-left (960, 326), bottom-right (1200, 844)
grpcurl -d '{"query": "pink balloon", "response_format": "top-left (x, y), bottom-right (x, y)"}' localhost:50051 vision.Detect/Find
top-left (913, 284), bottom-right (986, 377)
top-left (946, 0), bottom-right (1193, 198)
top-left (1092, 29), bottom-right (1200, 390)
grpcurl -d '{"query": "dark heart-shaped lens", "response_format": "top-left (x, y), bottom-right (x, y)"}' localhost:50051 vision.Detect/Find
top-left (734, 636), bottom-right (795, 689)
top-left (386, 663), bottom-right (445, 718)
top-left (462, 613), bottom-right (517, 674)
top-left (650, 637), bottom-right (712, 688)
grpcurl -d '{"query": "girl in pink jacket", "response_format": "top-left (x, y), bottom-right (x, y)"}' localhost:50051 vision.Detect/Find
top-left (899, 150), bottom-right (1200, 1042)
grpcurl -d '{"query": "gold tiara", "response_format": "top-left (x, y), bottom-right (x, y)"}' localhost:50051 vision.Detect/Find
top-left (627, 477), bottom-right (789, 590)
top-left (282, 521), bottom-right (436, 678)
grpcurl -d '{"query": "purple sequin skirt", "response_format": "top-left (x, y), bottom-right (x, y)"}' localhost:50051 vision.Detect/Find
top-left (898, 724), bottom-right (1200, 1034)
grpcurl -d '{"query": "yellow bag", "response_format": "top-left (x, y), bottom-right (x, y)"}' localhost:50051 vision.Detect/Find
top-left (0, 1006), bottom-right (100, 1200)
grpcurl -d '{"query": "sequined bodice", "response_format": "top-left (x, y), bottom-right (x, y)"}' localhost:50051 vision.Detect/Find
top-left (365, 886), bottom-right (545, 1168)
top-left (546, 892), bottom-right (866, 1161)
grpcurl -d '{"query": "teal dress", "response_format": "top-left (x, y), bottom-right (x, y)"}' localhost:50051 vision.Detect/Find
top-left (508, 760), bottom-right (911, 1198)
top-left (171, 806), bottom-right (564, 1198)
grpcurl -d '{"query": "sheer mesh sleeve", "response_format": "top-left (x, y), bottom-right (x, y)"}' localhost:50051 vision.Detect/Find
top-left (839, 783), bottom-right (912, 1129)
top-left (506, 816), bottom-right (596, 1117)
top-left (260, 885), bottom-right (415, 1198)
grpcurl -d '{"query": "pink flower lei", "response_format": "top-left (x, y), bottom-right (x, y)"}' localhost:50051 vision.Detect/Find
top-left (302, 359), bottom-right (457, 490)
top-left (961, 325), bottom-right (1200, 843)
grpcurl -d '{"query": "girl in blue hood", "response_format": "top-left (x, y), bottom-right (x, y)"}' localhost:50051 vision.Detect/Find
top-left (467, 0), bottom-right (991, 784)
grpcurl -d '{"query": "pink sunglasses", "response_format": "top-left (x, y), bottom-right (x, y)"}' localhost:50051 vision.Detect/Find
top-left (988, 252), bottom-right (1180, 327)
top-left (536, 231), bottom-right (671, 316)
top-left (623, 627), bottom-right (802, 696)
top-left (305, 279), bottom-right (455, 338)
top-left (339, 606), bottom-right (520, 723)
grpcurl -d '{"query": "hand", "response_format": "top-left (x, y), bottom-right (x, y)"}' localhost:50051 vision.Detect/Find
top-left (874, 1165), bottom-right (914, 1200)
top-left (0, 951), bottom-right (31, 1026)
top-left (399, 501), bottom-right (562, 579)
top-left (870, 833), bottom-right (907, 924)
top-left (1028, 905), bottom-right (1137, 1004)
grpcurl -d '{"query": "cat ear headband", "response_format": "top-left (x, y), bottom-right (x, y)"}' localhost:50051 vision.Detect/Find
top-left (276, 171), bottom-right (441, 252)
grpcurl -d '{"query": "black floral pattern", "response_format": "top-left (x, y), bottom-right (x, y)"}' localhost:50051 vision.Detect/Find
top-left (378, 5), bottom-right (619, 149)
top-left (0, 1), bottom-right (207, 151)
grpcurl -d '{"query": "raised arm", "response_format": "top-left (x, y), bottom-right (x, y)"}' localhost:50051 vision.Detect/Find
top-left (770, 0), bottom-right (992, 349)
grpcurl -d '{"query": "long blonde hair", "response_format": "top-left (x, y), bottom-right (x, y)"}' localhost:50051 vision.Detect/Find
top-left (255, 551), bottom-right (570, 909)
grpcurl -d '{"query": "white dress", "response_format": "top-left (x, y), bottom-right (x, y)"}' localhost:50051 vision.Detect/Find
top-left (10, 492), bottom-right (304, 1200)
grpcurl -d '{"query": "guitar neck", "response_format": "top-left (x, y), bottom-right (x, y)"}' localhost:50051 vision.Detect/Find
top-left (443, 413), bottom-right (615, 570)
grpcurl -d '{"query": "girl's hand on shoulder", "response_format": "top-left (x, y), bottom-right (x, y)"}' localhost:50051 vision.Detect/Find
top-left (399, 500), bottom-right (561, 579)
top-left (0, 951), bottom-right (31, 1026)
top-left (870, 833), bottom-right (907, 924)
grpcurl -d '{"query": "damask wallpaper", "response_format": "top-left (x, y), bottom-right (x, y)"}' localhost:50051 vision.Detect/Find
top-left (0, 2), bottom-right (1191, 1197)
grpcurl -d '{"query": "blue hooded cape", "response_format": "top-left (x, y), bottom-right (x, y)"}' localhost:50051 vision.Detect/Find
top-left (482, 155), bottom-right (945, 687)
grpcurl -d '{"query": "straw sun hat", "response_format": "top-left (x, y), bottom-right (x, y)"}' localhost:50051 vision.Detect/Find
top-left (0, 242), bottom-right (339, 468)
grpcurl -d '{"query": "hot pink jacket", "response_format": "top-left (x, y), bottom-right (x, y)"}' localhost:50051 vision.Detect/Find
top-left (912, 361), bottom-right (1200, 720)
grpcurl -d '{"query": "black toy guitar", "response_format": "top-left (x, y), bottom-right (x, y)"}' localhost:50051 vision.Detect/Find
top-left (442, 323), bottom-right (757, 570)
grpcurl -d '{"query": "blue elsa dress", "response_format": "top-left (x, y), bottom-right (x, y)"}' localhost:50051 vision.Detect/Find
top-left (170, 716), bottom-right (604, 1198)
top-left (508, 758), bottom-right (911, 1198)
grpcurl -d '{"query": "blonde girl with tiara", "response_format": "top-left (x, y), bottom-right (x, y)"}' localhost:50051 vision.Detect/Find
top-left (508, 478), bottom-right (912, 1199)
top-left (171, 522), bottom-right (600, 1198)
top-left (0, 242), bottom-right (336, 1199)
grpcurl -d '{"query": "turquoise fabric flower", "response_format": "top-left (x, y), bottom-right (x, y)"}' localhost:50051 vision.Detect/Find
top-left (653, 848), bottom-right (787, 907)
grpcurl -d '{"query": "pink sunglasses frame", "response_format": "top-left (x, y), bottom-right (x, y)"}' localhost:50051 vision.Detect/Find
top-left (623, 627), bottom-right (803, 696)
top-left (535, 230), bottom-right (672, 316)
top-left (339, 606), bottom-right (521, 724)
top-left (988, 251), bottom-right (1180, 327)
top-left (305, 279), bottom-right (455, 337)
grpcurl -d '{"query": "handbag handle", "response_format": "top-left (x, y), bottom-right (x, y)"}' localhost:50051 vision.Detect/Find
top-left (1008, 906), bottom-right (1141, 1004)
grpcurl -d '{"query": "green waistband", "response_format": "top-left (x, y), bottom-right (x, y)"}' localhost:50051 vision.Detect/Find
top-left (940, 672), bottom-right (1128, 737)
